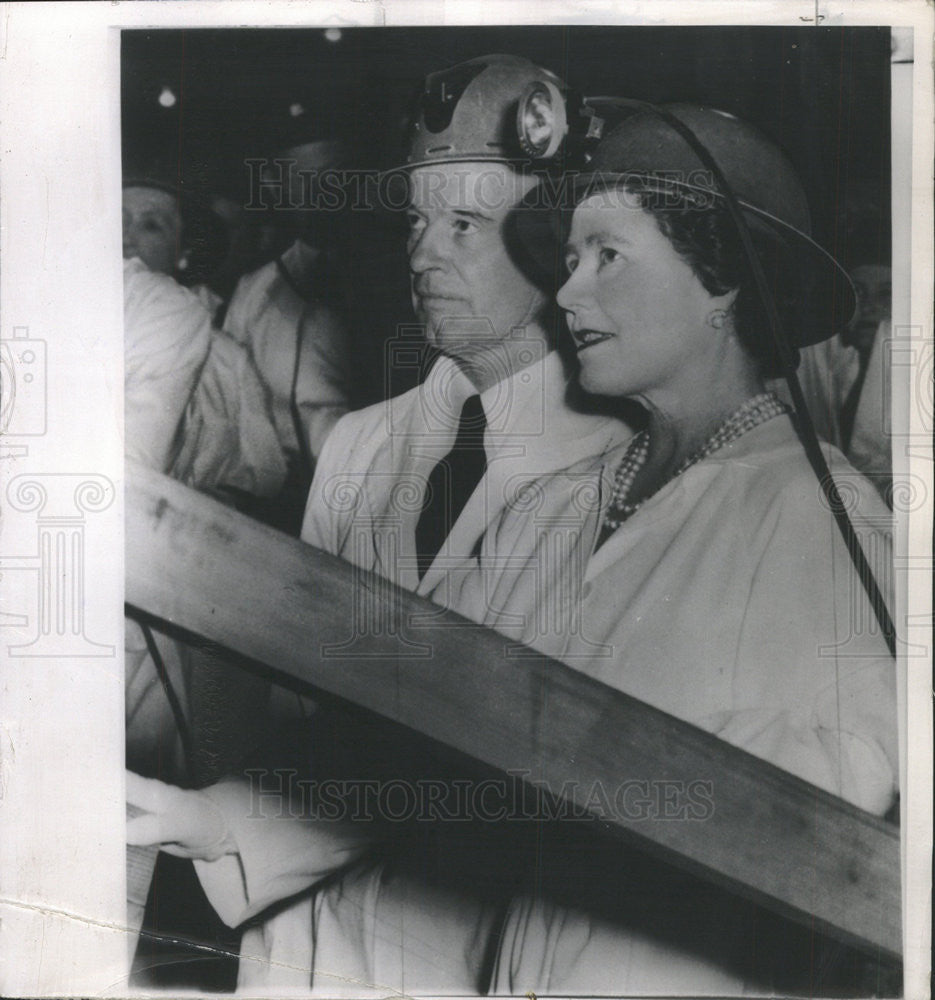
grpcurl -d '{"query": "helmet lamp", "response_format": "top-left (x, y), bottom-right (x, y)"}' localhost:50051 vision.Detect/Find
top-left (517, 80), bottom-right (568, 159)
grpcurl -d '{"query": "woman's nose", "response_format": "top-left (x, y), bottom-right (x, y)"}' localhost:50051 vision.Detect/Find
top-left (556, 265), bottom-right (587, 312)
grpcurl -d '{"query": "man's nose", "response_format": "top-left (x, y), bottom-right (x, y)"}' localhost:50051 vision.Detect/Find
top-left (408, 220), bottom-right (448, 273)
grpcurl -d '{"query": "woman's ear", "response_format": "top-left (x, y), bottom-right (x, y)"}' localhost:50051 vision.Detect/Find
top-left (706, 288), bottom-right (739, 333)
top-left (719, 287), bottom-right (740, 335)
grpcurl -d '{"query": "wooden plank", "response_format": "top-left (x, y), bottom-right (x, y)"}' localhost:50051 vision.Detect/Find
top-left (125, 462), bottom-right (901, 960)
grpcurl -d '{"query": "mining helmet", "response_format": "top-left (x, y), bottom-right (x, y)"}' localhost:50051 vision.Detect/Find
top-left (515, 103), bottom-right (856, 344)
top-left (404, 54), bottom-right (571, 170)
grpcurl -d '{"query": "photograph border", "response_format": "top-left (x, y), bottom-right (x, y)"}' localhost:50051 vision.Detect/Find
top-left (0, 2), bottom-right (931, 996)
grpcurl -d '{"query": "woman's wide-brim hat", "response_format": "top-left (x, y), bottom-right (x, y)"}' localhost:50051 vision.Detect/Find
top-left (512, 104), bottom-right (856, 346)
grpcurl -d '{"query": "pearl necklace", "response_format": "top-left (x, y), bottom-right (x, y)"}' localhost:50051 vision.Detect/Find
top-left (602, 391), bottom-right (787, 532)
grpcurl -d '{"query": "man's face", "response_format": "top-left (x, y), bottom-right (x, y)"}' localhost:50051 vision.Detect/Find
top-left (844, 263), bottom-right (892, 352)
top-left (406, 162), bottom-right (546, 366)
top-left (122, 186), bottom-right (183, 275)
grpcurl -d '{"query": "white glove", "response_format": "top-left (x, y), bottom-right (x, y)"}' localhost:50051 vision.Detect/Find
top-left (126, 770), bottom-right (236, 861)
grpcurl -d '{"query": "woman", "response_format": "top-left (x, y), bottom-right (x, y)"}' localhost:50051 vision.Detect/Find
top-left (452, 104), bottom-right (898, 993)
top-left (442, 106), bottom-right (896, 816)
top-left (128, 106), bottom-right (897, 994)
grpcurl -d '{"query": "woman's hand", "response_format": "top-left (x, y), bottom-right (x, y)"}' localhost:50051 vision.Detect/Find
top-left (126, 770), bottom-right (237, 862)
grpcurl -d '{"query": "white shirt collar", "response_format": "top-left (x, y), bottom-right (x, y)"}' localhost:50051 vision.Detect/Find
top-left (414, 347), bottom-right (630, 499)
top-left (420, 348), bottom-right (591, 442)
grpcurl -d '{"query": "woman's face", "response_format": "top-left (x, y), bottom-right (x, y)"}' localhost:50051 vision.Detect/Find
top-left (557, 195), bottom-right (727, 402)
top-left (122, 186), bottom-right (183, 275)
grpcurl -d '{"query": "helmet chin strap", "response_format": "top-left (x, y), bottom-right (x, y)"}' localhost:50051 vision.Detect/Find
top-left (579, 98), bottom-right (897, 657)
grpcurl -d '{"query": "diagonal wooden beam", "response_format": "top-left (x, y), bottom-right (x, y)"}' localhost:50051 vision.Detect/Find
top-left (124, 462), bottom-right (901, 961)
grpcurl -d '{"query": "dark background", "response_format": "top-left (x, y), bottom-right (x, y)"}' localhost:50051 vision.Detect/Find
top-left (122, 26), bottom-right (892, 404)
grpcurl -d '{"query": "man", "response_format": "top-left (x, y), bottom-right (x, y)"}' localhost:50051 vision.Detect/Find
top-left (303, 55), bottom-right (627, 592)
top-left (129, 54), bottom-right (632, 993)
top-left (122, 172), bottom-right (230, 315)
top-left (124, 199), bottom-right (285, 787)
top-left (224, 137), bottom-right (353, 532)
top-left (277, 54), bottom-right (629, 990)
top-left (775, 227), bottom-right (893, 503)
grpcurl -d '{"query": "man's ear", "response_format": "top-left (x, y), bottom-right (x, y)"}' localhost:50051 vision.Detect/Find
top-left (176, 223), bottom-right (193, 273)
top-left (176, 237), bottom-right (193, 273)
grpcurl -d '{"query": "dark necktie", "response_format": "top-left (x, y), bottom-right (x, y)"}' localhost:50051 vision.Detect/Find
top-left (415, 394), bottom-right (487, 579)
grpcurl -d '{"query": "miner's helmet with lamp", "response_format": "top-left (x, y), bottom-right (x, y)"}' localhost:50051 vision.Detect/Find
top-left (402, 54), bottom-right (580, 170)
top-left (383, 54), bottom-right (587, 291)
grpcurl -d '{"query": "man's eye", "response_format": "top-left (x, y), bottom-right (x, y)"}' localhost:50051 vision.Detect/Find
top-left (452, 218), bottom-right (478, 234)
top-left (564, 256), bottom-right (579, 274)
top-left (406, 213), bottom-right (426, 234)
top-left (599, 247), bottom-right (621, 265)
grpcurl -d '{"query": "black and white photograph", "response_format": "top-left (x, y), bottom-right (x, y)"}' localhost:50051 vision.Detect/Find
top-left (0, 3), bottom-right (931, 997)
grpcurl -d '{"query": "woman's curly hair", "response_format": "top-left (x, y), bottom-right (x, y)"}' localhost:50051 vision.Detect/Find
top-left (628, 178), bottom-right (805, 378)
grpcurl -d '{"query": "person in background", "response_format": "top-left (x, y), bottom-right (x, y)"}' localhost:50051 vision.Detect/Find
top-left (123, 169), bottom-right (285, 779)
top-left (122, 173), bottom-right (231, 322)
top-left (223, 136), bottom-right (353, 533)
top-left (123, 201), bottom-right (221, 780)
top-left (777, 223), bottom-right (893, 503)
top-left (122, 169), bottom-right (288, 508)
top-left (123, 169), bottom-right (285, 987)
top-left (123, 252), bottom-right (213, 479)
